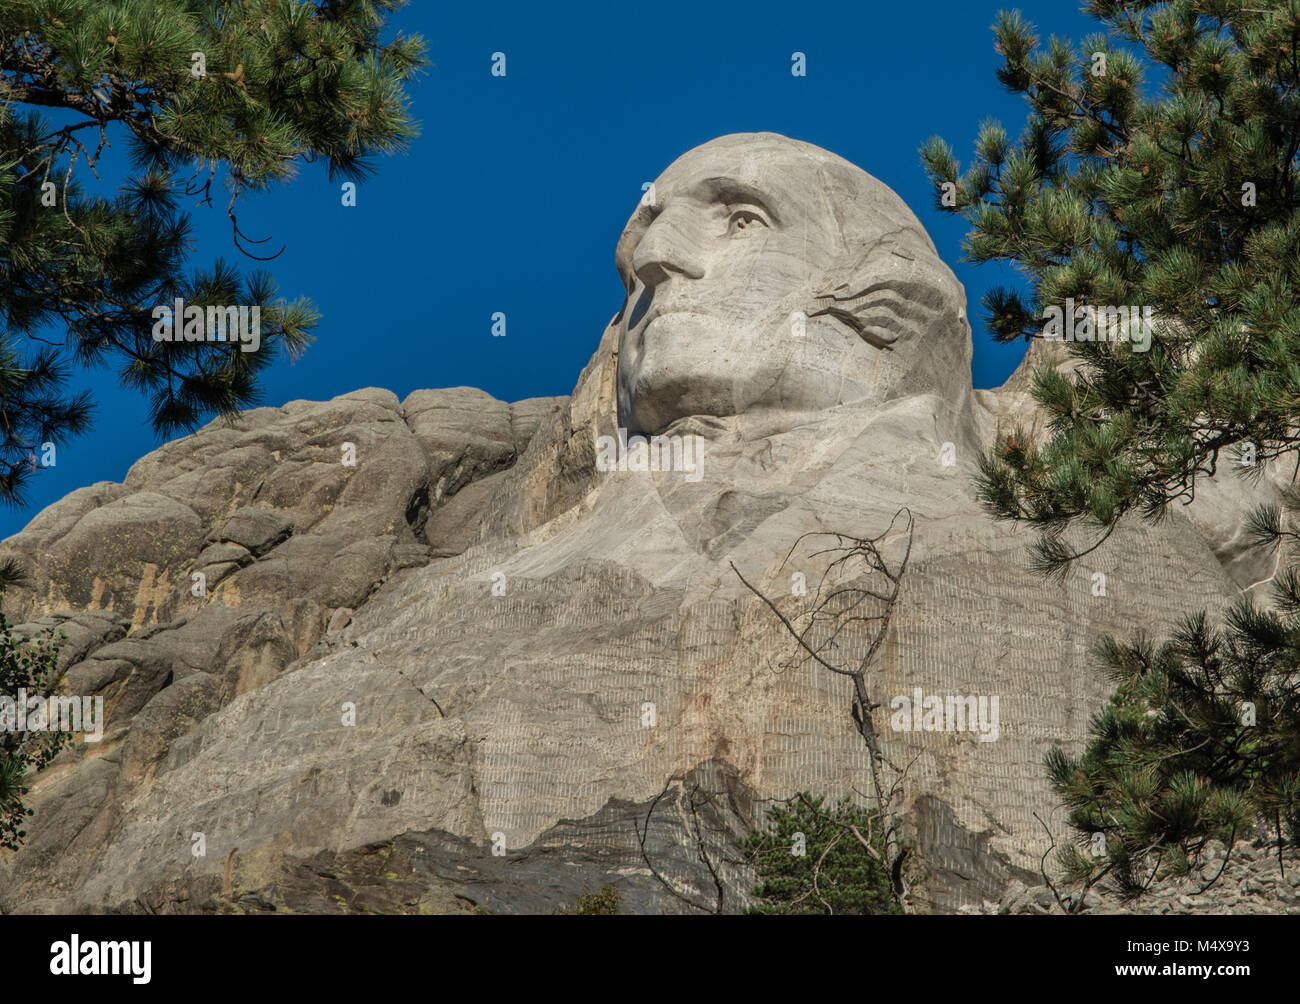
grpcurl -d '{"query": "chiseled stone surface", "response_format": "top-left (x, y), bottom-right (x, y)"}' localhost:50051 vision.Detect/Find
top-left (0, 133), bottom-right (1283, 914)
top-left (963, 839), bottom-right (1300, 915)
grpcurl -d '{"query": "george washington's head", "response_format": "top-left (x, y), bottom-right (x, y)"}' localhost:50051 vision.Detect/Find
top-left (615, 132), bottom-right (970, 437)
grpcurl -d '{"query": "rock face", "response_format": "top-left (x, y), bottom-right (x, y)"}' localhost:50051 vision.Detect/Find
top-left (0, 133), bottom-right (1290, 914)
top-left (964, 838), bottom-right (1300, 915)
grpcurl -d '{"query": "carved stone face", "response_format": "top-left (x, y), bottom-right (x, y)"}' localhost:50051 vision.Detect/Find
top-left (615, 133), bottom-right (968, 437)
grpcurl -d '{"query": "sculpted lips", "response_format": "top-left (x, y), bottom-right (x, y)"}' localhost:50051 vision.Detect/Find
top-left (641, 307), bottom-right (707, 330)
top-left (645, 308), bottom-right (694, 325)
top-left (635, 310), bottom-right (716, 352)
top-left (625, 300), bottom-right (709, 351)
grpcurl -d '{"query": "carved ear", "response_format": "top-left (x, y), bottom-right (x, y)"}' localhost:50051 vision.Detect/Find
top-left (808, 243), bottom-right (955, 351)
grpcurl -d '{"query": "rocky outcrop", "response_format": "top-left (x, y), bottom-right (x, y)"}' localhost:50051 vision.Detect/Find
top-left (0, 387), bottom-right (566, 913)
top-left (0, 133), bottom-right (1287, 915)
top-left (963, 838), bottom-right (1300, 915)
top-left (0, 362), bottom-right (1272, 915)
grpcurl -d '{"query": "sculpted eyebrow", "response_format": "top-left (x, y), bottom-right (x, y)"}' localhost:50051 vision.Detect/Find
top-left (697, 177), bottom-right (782, 226)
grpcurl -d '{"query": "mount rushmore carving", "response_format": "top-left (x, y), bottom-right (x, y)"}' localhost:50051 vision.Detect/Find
top-left (0, 133), bottom-right (1287, 914)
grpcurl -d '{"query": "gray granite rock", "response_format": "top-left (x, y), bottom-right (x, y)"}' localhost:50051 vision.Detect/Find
top-left (966, 838), bottom-right (1299, 915)
top-left (204, 509), bottom-right (291, 556)
top-left (0, 133), bottom-right (1288, 915)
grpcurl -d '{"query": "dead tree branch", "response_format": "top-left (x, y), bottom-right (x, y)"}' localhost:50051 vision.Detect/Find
top-left (731, 507), bottom-right (917, 912)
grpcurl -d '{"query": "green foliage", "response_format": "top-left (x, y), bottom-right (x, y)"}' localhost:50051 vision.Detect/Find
top-left (0, 1), bottom-right (426, 506)
top-left (569, 885), bottom-right (619, 915)
top-left (743, 793), bottom-right (901, 915)
top-left (922, 2), bottom-right (1300, 575)
top-left (1048, 493), bottom-right (1300, 896)
top-left (0, 604), bottom-right (68, 851)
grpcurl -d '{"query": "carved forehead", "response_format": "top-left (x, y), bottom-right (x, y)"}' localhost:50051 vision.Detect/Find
top-left (615, 132), bottom-right (934, 284)
top-left (653, 134), bottom-right (813, 203)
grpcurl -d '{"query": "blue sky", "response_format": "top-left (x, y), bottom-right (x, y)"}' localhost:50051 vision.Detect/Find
top-left (2, 0), bottom-right (1102, 538)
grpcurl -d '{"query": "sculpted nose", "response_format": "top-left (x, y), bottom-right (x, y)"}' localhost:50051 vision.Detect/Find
top-left (632, 206), bottom-right (706, 288)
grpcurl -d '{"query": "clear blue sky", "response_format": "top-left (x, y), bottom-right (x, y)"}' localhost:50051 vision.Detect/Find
top-left (2, 0), bottom-right (1101, 538)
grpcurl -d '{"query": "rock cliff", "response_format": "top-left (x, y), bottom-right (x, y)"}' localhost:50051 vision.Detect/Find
top-left (1, 133), bottom-right (1290, 914)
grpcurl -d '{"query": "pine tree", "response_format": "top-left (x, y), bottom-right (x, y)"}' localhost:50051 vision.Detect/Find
top-left (0, 602), bottom-right (67, 852)
top-left (742, 793), bottom-right (901, 915)
top-left (566, 885), bottom-right (619, 915)
top-left (0, 1), bottom-right (425, 519)
top-left (1047, 485), bottom-right (1300, 899)
top-left (922, 1), bottom-right (1300, 577)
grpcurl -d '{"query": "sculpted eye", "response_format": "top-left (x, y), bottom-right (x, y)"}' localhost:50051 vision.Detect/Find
top-left (727, 208), bottom-right (768, 235)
